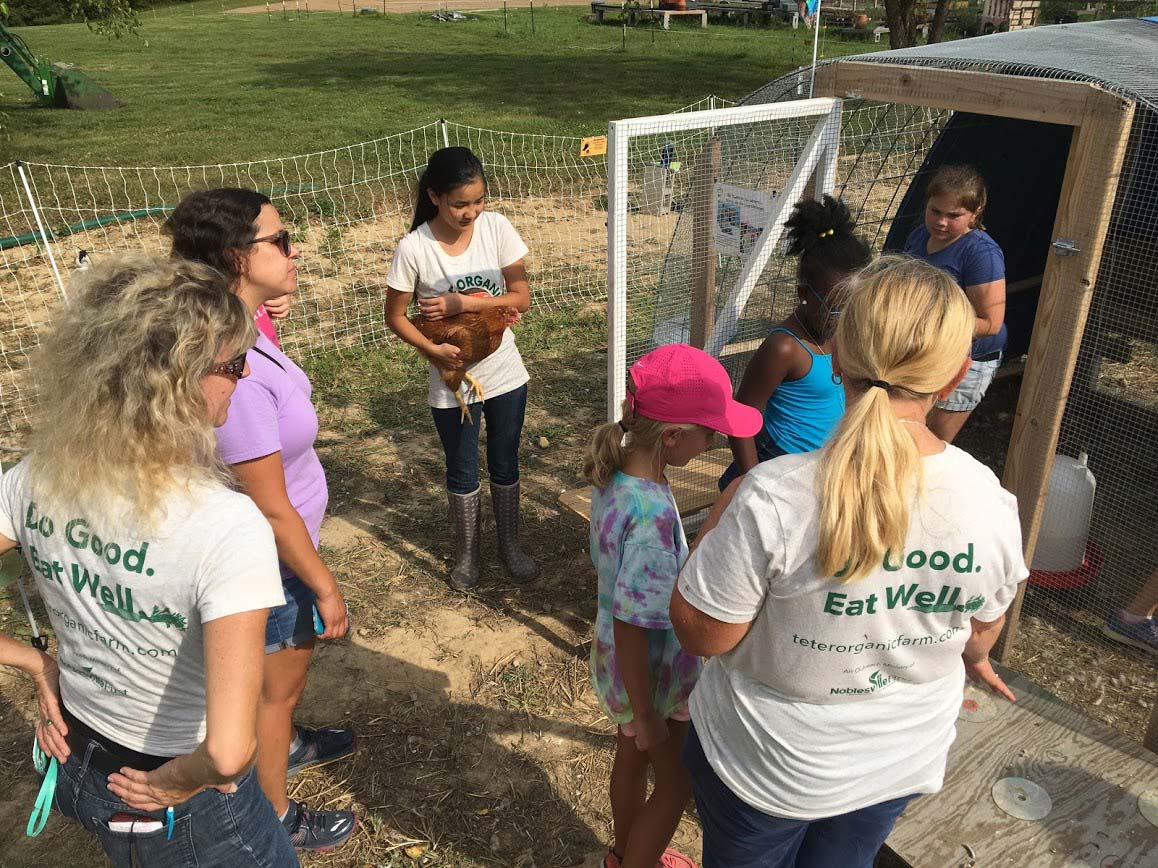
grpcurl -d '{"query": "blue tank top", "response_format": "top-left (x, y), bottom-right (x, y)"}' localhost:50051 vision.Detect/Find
top-left (762, 328), bottom-right (845, 454)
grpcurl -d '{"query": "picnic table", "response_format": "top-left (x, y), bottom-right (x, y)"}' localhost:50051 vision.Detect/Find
top-left (591, 2), bottom-right (708, 28)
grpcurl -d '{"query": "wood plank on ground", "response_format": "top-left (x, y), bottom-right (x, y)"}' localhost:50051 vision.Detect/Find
top-left (558, 446), bottom-right (732, 521)
top-left (886, 666), bottom-right (1158, 867)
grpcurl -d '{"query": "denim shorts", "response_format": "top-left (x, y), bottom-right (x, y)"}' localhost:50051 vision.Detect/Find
top-left (936, 355), bottom-right (1001, 412)
top-left (266, 572), bottom-right (316, 654)
top-left (51, 741), bottom-right (298, 868)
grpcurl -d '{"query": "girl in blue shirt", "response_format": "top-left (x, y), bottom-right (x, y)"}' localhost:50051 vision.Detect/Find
top-left (719, 196), bottom-right (872, 491)
top-left (904, 165), bottom-right (1007, 442)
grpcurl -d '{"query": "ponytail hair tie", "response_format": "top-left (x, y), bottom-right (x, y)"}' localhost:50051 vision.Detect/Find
top-left (618, 420), bottom-right (630, 433)
top-left (868, 379), bottom-right (893, 393)
top-left (820, 228), bottom-right (835, 238)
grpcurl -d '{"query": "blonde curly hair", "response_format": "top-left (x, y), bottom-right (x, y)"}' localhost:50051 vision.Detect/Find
top-left (27, 252), bottom-right (255, 526)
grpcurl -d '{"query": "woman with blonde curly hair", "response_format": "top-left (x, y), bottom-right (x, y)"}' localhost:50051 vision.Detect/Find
top-left (672, 257), bottom-right (1029, 868)
top-left (0, 253), bottom-right (296, 867)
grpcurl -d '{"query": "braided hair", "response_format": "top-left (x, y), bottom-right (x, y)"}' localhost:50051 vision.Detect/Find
top-left (784, 195), bottom-right (872, 298)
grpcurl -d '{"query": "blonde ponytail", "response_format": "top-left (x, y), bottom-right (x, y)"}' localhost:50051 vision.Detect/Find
top-left (583, 418), bottom-right (630, 490)
top-left (582, 395), bottom-right (694, 489)
top-left (817, 256), bottom-right (974, 582)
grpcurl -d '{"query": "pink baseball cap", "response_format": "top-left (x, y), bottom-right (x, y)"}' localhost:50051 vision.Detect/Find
top-left (628, 344), bottom-right (762, 438)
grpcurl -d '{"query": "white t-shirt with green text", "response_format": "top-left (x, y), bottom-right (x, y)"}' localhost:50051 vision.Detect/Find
top-left (678, 446), bottom-right (1028, 819)
top-left (385, 210), bottom-right (531, 410)
top-left (0, 460), bottom-right (285, 756)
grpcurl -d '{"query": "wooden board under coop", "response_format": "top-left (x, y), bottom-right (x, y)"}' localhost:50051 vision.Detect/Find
top-left (885, 665), bottom-right (1158, 867)
top-left (558, 445), bottom-right (732, 521)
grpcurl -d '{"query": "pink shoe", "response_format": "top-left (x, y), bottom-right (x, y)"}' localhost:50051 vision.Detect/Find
top-left (603, 849), bottom-right (622, 868)
top-left (658, 849), bottom-right (699, 868)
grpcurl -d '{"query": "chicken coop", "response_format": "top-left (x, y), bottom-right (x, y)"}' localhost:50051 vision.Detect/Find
top-left (565, 17), bottom-right (1158, 866)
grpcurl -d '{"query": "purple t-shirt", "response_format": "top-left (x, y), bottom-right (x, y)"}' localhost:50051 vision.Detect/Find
top-left (904, 225), bottom-right (1007, 358)
top-left (215, 333), bottom-right (328, 579)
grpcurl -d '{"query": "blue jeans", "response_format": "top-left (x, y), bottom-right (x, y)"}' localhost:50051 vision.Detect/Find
top-left (52, 741), bottom-right (298, 868)
top-left (431, 383), bottom-right (527, 494)
top-left (683, 723), bottom-right (913, 868)
top-left (718, 427), bottom-right (786, 492)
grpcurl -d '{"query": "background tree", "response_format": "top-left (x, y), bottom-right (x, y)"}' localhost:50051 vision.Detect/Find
top-left (883, 0), bottom-right (920, 48)
top-left (928, 0), bottom-right (950, 42)
top-left (3, 0), bottom-right (139, 32)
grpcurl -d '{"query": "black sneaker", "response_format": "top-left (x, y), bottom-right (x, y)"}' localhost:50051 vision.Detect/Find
top-left (287, 724), bottom-right (356, 777)
top-left (282, 799), bottom-right (357, 851)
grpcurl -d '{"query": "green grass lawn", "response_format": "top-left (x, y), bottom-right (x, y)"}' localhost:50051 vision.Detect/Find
top-left (4, 6), bottom-right (875, 166)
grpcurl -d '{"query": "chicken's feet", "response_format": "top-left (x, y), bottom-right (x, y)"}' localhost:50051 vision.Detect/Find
top-left (455, 390), bottom-right (474, 425)
top-left (460, 370), bottom-right (484, 405)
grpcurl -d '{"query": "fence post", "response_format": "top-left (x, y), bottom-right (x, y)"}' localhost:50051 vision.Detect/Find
top-left (15, 162), bottom-right (68, 302)
top-left (606, 121), bottom-right (629, 421)
top-left (440, 119), bottom-right (450, 148)
top-left (530, 0), bottom-right (535, 34)
top-left (690, 139), bottom-right (721, 349)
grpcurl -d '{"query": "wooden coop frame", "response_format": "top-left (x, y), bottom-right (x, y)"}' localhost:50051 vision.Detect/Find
top-left (808, 61), bottom-right (1158, 866)
top-left (811, 61), bottom-right (1136, 666)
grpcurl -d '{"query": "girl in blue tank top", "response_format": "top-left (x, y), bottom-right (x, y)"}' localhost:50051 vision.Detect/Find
top-left (719, 196), bottom-right (872, 491)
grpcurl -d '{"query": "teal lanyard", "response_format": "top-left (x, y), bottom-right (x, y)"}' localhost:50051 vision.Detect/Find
top-left (27, 741), bottom-right (57, 837)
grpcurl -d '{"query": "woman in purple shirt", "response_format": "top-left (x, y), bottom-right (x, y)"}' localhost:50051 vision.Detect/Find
top-left (166, 190), bottom-right (357, 853)
top-left (904, 165), bottom-right (1007, 443)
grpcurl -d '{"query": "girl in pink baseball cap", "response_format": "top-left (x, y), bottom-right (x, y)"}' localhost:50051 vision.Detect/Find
top-left (582, 344), bottom-right (760, 868)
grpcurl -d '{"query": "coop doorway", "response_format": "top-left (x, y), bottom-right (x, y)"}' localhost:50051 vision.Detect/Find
top-left (882, 111), bottom-right (1073, 358)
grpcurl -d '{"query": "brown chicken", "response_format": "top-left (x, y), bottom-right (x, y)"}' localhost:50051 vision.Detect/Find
top-left (412, 305), bottom-right (518, 423)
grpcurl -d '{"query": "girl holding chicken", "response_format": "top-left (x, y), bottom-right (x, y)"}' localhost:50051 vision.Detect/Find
top-left (385, 147), bottom-right (537, 590)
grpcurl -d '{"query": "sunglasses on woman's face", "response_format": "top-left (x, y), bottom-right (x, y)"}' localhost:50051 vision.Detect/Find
top-left (210, 351), bottom-right (248, 379)
top-left (246, 229), bottom-right (292, 258)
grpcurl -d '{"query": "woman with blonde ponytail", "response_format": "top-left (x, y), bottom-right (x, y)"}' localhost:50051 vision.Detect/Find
top-left (672, 257), bottom-right (1029, 868)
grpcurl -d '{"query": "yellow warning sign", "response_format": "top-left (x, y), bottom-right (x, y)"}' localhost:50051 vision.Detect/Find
top-left (580, 136), bottom-right (608, 158)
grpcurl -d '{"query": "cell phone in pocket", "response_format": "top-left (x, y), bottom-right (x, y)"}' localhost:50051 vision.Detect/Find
top-left (108, 812), bottom-right (164, 834)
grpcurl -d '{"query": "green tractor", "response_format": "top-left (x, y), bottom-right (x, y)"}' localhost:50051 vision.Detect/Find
top-left (1, 17), bottom-right (121, 109)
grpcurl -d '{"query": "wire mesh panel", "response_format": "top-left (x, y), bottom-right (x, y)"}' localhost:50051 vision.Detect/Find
top-left (0, 96), bottom-right (730, 445)
top-left (16, 123), bottom-right (447, 364)
top-left (1009, 107), bottom-right (1158, 742)
top-left (606, 99), bottom-right (842, 512)
top-left (0, 166), bottom-right (65, 444)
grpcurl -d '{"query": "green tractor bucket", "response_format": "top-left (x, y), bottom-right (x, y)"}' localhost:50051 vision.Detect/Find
top-left (2, 21), bottom-right (121, 110)
top-left (50, 62), bottom-right (123, 110)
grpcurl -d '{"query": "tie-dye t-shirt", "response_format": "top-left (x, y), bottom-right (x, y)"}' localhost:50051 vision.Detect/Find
top-left (588, 471), bottom-right (702, 724)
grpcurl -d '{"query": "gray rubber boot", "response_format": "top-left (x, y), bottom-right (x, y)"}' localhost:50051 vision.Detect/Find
top-left (490, 480), bottom-right (538, 583)
top-left (447, 487), bottom-right (481, 590)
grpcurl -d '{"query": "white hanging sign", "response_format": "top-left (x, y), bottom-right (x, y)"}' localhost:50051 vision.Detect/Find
top-left (713, 183), bottom-right (775, 257)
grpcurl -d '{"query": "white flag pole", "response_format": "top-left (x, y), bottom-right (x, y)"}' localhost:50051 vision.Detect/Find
top-left (809, 1), bottom-right (822, 98)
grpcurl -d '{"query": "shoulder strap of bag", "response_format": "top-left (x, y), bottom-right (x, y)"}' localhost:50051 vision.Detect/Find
top-left (252, 345), bottom-right (286, 371)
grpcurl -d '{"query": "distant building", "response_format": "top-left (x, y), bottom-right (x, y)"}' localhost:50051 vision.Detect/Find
top-left (982, 0), bottom-right (1041, 32)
